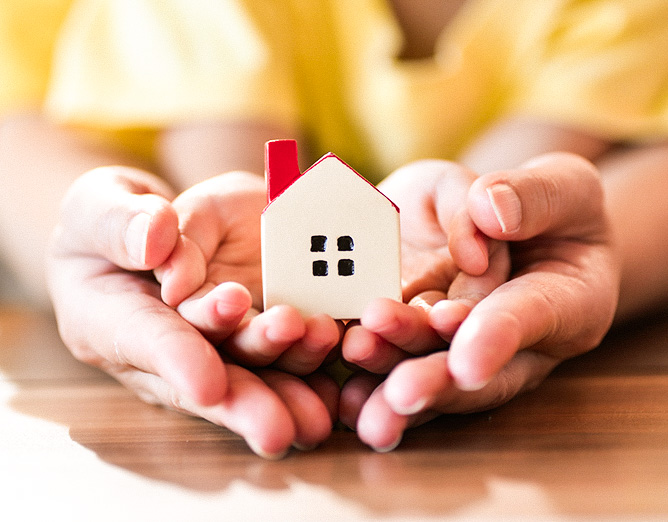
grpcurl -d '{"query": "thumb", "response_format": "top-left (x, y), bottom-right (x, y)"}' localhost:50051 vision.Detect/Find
top-left (58, 166), bottom-right (179, 270)
top-left (467, 152), bottom-right (607, 241)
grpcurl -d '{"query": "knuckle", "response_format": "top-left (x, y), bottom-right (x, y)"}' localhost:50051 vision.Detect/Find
top-left (59, 328), bottom-right (104, 367)
top-left (166, 388), bottom-right (187, 412)
top-left (491, 371), bottom-right (522, 408)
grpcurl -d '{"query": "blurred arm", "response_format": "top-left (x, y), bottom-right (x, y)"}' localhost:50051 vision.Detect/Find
top-left (0, 112), bottom-right (151, 304)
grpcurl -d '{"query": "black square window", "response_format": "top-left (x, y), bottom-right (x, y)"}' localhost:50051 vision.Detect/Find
top-left (338, 259), bottom-right (355, 276)
top-left (337, 235), bottom-right (354, 251)
top-left (311, 235), bottom-right (327, 252)
top-left (313, 260), bottom-right (329, 276)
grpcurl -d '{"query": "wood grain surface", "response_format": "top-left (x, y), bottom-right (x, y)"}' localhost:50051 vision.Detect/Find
top-left (1, 305), bottom-right (666, 520)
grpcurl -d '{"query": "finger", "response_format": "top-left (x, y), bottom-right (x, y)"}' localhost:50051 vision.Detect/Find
top-left (273, 314), bottom-right (343, 375)
top-left (447, 206), bottom-right (491, 276)
top-left (154, 233), bottom-right (208, 306)
top-left (427, 300), bottom-right (471, 342)
top-left (341, 323), bottom-right (408, 374)
top-left (223, 305), bottom-right (307, 366)
top-left (154, 171), bottom-right (265, 306)
top-left (49, 254), bottom-right (229, 407)
top-left (355, 351), bottom-right (555, 451)
top-left (379, 159), bottom-right (475, 230)
top-left (106, 286), bottom-right (229, 406)
top-left (447, 263), bottom-right (615, 391)
top-left (175, 282), bottom-right (253, 343)
top-left (58, 166), bottom-right (178, 270)
top-left (360, 298), bottom-right (446, 355)
top-left (382, 351), bottom-right (450, 415)
top-left (184, 365), bottom-right (297, 459)
top-left (303, 372), bottom-right (341, 424)
top-left (91, 333), bottom-right (297, 460)
top-left (430, 240), bottom-right (511, 340)
top-left (257, 370), bottom-right (333, 451)
top-left (355, 381), bottom-right (409, 452)
top-left (448, 239), bottom-right (509, 303)
top-left (448, 293), bottom-right (524, 391)
top-left (339, 372), bottom-right (384, 429)
top-left (382, 350), bottom-right (558, 417)
top-left (409, 290), bottom-right (466, 342)
top-left (468, 152), bottom-right (607, 241)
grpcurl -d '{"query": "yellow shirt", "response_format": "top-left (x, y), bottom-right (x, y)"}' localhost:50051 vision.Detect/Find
top-left (4, 0), bottom-right (668, 181)
top-left (0, 0), bottom-right (72, 114)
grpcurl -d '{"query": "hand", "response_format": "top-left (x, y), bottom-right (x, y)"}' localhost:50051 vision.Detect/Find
top-left (342, 153), bottom-right (619, 451)
top-left (154, 171), bottom-right (342, 375)
top-left (47, 166), bottom-right (337, 457)
top-left (342, 160), bottom-right (509, 374)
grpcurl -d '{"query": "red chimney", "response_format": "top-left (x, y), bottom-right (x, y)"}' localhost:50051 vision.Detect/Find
top-left (265, 139), bottom-right (301, 203)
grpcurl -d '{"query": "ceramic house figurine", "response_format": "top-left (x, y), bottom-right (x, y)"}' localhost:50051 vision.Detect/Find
top-left (261, 139), bottom-right (401, 319)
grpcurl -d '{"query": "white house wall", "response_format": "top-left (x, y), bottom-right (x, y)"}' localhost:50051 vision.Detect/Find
top-left (262, 156), bottom-right (401, 319)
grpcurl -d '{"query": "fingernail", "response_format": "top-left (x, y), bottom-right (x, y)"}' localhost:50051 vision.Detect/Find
top-left (215, 299), bottom-right (250, 319)
top-left (449, 321), bottom-right (493, 392)
top-left (371, 434), bottom-right (403, 453)
top-left (486, 184), bottom-right (522, 234)
top-left (125, 212), bottom-right (151, 266)
top-left (454, 377), bottom-right (491, 392)
top-left (392, 396), bottom-right (428, 416)
top-left (247, 439), bottom-right (289, 460)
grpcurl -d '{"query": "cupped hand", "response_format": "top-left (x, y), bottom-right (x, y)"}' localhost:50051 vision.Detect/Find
top-left (153, 172), bottom-right (342, 375)
top-left (342, 153), bottom-right (619, 451)
top-left (47, 166), bottom-right (337, 457)
top-left (342, 160), bottom-right (509, 374)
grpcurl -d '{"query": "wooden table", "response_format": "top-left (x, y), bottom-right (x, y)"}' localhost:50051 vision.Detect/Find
top-left (1, 304), bottom-right (666, 521)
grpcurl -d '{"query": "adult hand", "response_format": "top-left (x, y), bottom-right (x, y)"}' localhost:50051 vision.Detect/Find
top-left (341, 160), bottom-right (509, 374)
top-left (342, 153), bottom-right (619, 451)
top-left (47, 166), bottom-right (336, 458)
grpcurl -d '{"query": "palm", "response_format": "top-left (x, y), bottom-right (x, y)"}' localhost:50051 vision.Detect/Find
top-left (156, 172), bottom-right (267, 308)
top-left (201, 188), bottom-right (265, 309)
top-left (378, 160), bottom-right (476, 302)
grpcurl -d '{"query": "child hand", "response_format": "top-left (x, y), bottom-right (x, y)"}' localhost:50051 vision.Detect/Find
top-left (47, 166), bottom-right (337, 457)
top-left (342, 159), bottom-right (510, 374)
top-left (153, 171), bottom-right (342, 375)
top-left (342, 153), bottom-right (619, 452)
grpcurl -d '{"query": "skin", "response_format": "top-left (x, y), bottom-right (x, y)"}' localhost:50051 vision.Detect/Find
top-left (154, 170), bottom-right (343, 373)
top-left (340, 151), bottom-right (619, 451)
top-left (151, 119), bottom-right (624, 454)
top-left (2, 109), bottom-right (665, 458)
top-left (47, 165), bottom-right (341, 458)
top-left (338, 118), bottom-right (668, 452)
top-left (5, 107), bottom-right (668, 458)
top-left (2, 1), bottom-right (666, 459)
top-left (8, 115), bottom-right (340, 459)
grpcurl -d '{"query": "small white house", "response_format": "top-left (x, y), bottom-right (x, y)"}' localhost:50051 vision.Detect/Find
top-left (261, 139), bottom-right (401, 319)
